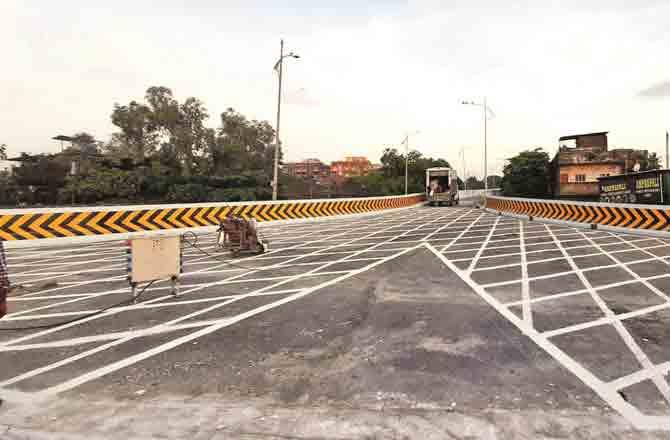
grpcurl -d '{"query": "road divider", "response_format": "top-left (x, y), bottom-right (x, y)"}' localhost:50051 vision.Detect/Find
top-left (0, 194), bottom-right (425, 241)
top-left (486, 195), bottom-right (670, 232)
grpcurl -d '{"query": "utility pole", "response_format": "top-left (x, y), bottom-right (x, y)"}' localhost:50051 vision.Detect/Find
top-left (272, 39), bottom-right (284, 201)
top-left (404, 135), bottom-right (409, 195)
top-left (666, 130), bottom-right (669, 169)
top-left (461, 99), bottom-right (493, 191)
top-left (271, 40), bottom-right (300, 201)
top-left (483, 96), bottom-right (488, 191)
top-left (459, 147), bottom-right (468, 191)
top-left (402, 130), bottom-right (419, 195)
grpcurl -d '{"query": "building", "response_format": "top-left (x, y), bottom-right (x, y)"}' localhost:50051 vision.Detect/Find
top-left (283, 159), bottom-right (330, 180)
top-left (550, 132), bottom-right (656, 199)
top-left (330, 156), bottom-right (375, 177)
top-left (0, 160), bottom-right (17, 174)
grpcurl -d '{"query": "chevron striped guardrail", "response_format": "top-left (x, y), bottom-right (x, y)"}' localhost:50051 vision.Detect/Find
top-left (0, 194), bottom-right (425, 241)
top-left (486, 196), bottom-right (670, 230)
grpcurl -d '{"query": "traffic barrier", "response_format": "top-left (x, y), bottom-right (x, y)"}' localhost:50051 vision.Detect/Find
top-left (0, 194), bottom-right (425, 241)
top-left (486, 196), bottom-right (670, 231)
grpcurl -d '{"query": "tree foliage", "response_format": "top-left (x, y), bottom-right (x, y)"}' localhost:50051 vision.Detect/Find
top-left (379, 148), bottom-right (451, 193)
top-left (501, 148), bottom-right (550, 197)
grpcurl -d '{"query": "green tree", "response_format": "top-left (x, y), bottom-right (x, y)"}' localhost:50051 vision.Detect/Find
top-left (486, 175), bottom-right (503, 188)
top-left (501, 148), bottom-right (550, 197)
top-left (111, 100), bottom-right (158, 163)
top-left (466, 176), bottom-right (484, 189)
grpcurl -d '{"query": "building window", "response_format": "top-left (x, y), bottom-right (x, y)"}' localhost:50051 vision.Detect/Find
top-left (575, 174), bottom-right (586, 183)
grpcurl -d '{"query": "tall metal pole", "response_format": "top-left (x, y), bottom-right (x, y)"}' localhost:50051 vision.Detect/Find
top-left (272, 39), bottom-right (284, 201)
top-left (404, 135), bottom-right (409, 195)
top-left (666, 130), bottom-right (669, 169)
top-left (483, 96), bottom-right (488, 191)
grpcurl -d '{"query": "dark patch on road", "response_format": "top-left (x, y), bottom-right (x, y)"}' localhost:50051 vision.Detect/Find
top-left (68, 248), bottom-right (606, 413)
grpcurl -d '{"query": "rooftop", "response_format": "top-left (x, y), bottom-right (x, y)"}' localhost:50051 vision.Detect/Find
top-left (558, 131), bottom-right (609, 141)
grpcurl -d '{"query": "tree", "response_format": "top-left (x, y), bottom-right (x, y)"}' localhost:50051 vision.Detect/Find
top-left (465, 176), bottom-right (484, 189)
top-left (501, 148), bottom-right (550, 197)
top-left (487, 175), bottom-right (503, 188)
top-left (0, 144), bottom-right (7, 161)
top-left (217, 108), bottom-right (276, 183)
top-left (111, 100), bottom-right (158, 163)
top-left (381, 148), bottom-right (404, 178)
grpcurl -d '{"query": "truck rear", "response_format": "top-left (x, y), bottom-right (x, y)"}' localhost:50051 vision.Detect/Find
top-left (426, 167), bottom-right (459, 206)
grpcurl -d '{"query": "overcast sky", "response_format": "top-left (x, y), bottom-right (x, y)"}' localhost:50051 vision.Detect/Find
top-left (3, 0), bottom-right (670, 177)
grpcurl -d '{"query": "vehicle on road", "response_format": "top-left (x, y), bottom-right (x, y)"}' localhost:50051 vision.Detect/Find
top-left (426, 167), bottom-right (459, 206)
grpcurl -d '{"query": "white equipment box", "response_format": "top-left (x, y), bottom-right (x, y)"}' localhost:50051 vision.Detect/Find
top-left (126, 235), bottom-right (182, 300)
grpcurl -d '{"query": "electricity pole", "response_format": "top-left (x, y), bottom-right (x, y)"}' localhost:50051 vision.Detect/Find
top-left (272, 40), bottom-right (300, 200)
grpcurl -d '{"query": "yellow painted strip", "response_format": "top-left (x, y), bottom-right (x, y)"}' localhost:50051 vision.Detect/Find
top-left (181, 207), bottom-right (199, 228)
top-left (9, 215), bottom-right (37, 240)
top-left (193, 208), bottom-right (206, 226)
top-left (69, 212), bottom-right (94, 236)
top-left (206, 207), bottom-right (221, 225)
top-left (122, 211), bottom-right (143, 232)
top-left (138, 209), bottom-right (159, 231)
top-left (0, 215), bottom-right (15, 241)
top-left (168, 208), bottom-right (187, 229)
top-left (29, 214), bottom-right (56, 238)
top-left (50, 213), bottom-right (76, 237)
top-left (153, 209), bottom-right (172, 230)
top-left (87, 211), bottom-right (111, 235)
top-left (105, 210), bottom-right (129, 234)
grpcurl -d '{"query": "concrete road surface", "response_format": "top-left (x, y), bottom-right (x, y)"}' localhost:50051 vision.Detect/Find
top-left (1, 206), bottom-right (670, 439)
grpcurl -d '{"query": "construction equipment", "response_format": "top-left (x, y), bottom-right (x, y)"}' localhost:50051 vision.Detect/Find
top-left (217, 216), bottom-right (268, 256)
top-left (126, 235), bottom-right (182, 302)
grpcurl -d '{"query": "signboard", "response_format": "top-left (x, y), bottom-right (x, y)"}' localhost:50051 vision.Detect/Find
top-left (598, 171), bottom-right (667, 204)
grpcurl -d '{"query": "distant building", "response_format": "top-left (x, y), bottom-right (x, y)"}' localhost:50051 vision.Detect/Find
top-left (0, 160), bottom-right (17, 174)
top-left (283, 159), bottom-right (331, 180)
top-left (330, 156), bottom-right (375, 177)
top-left (550, 132), bottom-right (656, 199)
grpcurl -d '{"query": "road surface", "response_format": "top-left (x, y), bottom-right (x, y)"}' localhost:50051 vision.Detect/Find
top-left (1, 205), bottom-right (670, 438)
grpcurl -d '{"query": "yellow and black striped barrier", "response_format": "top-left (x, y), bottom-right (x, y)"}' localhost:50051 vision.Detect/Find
top-left (486, 196), bottom-right (670, 231)
top-left (0, 194), bottom-right (425, 241)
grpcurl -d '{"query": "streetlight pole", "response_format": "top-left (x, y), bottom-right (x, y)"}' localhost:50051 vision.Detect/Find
top-left (483, 96), bottom-right (487, 191)
top-left (461, 98), bottom-right (493, 191)
top-left (272, 39), bottom-right (300, 201)
top-left (404, 135), bottom-right (409, 195)
top-left (666, 129), bottom-right (669, 169)
top-left (402, 130), bottom-right (419, 195)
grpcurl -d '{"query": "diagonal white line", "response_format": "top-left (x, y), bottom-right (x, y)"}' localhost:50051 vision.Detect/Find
top-left (466, 215), bottom-right (501, 274)
top-left (519, 220), bottom-right (532, 326)
top-left (544, 224), bottom-right (670, 406)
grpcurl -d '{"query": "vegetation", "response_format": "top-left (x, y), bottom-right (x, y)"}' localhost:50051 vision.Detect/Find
top-left (1, 87), bottom-right (277, 206)
top-left (0, 87), bottom-right (457, 206)
top-left (501, 148), bottom-right (551, 197)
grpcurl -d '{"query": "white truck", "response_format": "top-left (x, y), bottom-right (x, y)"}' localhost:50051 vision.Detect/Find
top-left (426, 167), bottom-right (459, 206)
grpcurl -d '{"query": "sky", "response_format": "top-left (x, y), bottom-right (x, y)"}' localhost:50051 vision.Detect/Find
top-left (2, 0), bottom-right (670, 178)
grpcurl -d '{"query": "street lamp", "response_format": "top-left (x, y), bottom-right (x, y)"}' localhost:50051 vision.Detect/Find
top-left (461, 98), bottom-right (494, 190)
top-left (272, 39), bottom-right (300, 201)
top-left (459, 146), bottom-right (470, 192)
top-left (402, 130), bottom-right (420, 195)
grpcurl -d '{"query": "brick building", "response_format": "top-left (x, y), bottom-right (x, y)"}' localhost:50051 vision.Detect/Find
top-left (283, 159), bottom-right (330, 180)
top-left (551, 132), bottom-right (655, 199)
top-left (330, 156), bottom-right (375, 177)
